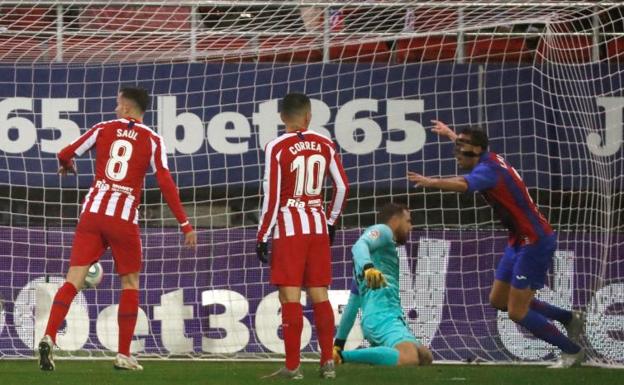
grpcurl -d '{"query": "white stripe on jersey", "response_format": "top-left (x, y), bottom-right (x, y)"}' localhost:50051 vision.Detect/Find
top-left (257, 144), bottom-right (283, 242)
top-left (157, 136), bottom-right (169, 170)
top-left (311, 208), bottom-right (324, 234)
top-left (81, 188), bottom-right (94, 213)
top-left (105, 192), bottom-right (121, 216)
top-left (298, 208), bottom-right (310, 235)
top-left (149, 135), bottom-right (170, 172)
top-left (327, 147), bottom-right (348, 225)
top-left (89, 189), bottom-right (107, 213)
top-left (121, 195), bottom-right (134, 221)
top-left (282, 207), bottom-right (295, 237)
top-left (75, 127), bottom-right (101, 156)
top-left (273, 221), bottom-right (280, 239)
top-left (150, 138), bottom-right (158, 172)
top-left (133, 209), bottom-right (139, 224)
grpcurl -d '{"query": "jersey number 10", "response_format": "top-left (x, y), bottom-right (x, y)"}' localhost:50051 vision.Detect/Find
top-left (291, 154), bottom-right (326, 197)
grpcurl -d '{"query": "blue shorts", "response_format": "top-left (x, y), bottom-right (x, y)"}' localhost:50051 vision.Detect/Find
top-left (361, 312), bottom-right (421, 348)
top-left (495, 233), bottom-right (556, 290)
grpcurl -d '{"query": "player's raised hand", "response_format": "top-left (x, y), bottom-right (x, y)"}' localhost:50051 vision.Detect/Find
top-left (256, 242), bottom-right (269, 263)
top-left (57, 162), bottom-right (77, 176)
top-left (407, 171), bottom-right (434, 188)
top-left (363, 266), bottom-right (387, 289)
top-left (184, 230), bottom-right (197, 248)
top-left (431, 120), bottom-right (457, 141)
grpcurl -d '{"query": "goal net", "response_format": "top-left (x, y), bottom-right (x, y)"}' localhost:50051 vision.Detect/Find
top-left (0, 0), bottom-right (622, 365)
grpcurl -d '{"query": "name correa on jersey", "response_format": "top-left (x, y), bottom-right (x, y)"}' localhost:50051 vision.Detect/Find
top-left (257, 129), bottom-right (349, 243)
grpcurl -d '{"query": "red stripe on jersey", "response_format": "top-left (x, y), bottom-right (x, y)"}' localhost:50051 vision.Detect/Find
top-left (257, 130), bottom-right (349, 242)
top-left (59, 118), bottom-right (192, 231)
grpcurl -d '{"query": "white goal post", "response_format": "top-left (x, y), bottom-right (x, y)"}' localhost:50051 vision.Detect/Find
top-left (0, 1), bottom-right (622, 366)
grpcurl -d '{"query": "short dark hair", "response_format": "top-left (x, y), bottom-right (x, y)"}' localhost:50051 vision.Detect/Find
top-left (378, 202), bottom-right (409, 224)
top-left (458, 127), bottom-right (488, 149)
top-left (119, 87), bottom-right (149, 113)
top-left (281, 93), bottom-right (311, 117)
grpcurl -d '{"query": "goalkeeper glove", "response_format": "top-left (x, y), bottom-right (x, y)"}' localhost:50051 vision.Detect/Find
top-left (328, 224), bottom-right (336, 246)
top-left (333, 344), bottom-right (344, 365)
top-left (256, 242), bottom-right (269, 263)
top-left (333, 338), bottom-right (346, 351)
top-left (363, 264), bottom-right (387, 289)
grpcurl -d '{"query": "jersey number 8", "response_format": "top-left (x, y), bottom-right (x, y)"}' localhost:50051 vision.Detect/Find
top-left (105, 139), bottom-right (133, 181)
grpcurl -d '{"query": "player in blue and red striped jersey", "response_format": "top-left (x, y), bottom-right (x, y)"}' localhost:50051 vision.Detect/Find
top-left (407, 120), bottom-right (585, 368)
top-left (38, 87), bottom-right (196, 372)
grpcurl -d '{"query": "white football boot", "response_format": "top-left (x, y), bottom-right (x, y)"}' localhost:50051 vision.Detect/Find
top-left (113, 353), bottom-right (144, 371)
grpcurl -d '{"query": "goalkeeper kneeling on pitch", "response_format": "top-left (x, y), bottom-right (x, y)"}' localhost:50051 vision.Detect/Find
top-left (333, 203), bottom-right (433, 367)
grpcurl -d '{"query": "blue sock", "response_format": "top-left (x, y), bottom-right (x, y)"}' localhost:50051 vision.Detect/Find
top-left (530, 299), bottom-right (572, 324)
top-left (517, 310), bottom-right (580, 354)
top-left (342, 347), bottom-right (399, 366)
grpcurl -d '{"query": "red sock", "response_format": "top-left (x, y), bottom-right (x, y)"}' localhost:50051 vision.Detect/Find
top-left (44, 282), bottom-right (78, 343)
top-left (281, 302), bottom-right (303, 370)
top-left (118, 289), bottom-right (139, 356)
top-left (313, 300), bottom-right (335, 365)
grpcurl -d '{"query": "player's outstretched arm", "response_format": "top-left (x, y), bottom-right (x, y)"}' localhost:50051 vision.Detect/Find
top-left (352, 230), bottom-right (387, 290)
top-left (325, 143), bottom-right (349, 240)
top-left (151, 136), bottom-right (196, 247)
top-left (155, 168), bottom-right (196, 246)
top-left (431, 120), bottom-right (458, 142)
top-left (57, 124), bottom-right (103, 176)
top-left (407, 172), bottom-right (468, 193)
top-left (334, 288), bottom-right (361, 351)
top-left (256, 143), bottom-right (282, 260)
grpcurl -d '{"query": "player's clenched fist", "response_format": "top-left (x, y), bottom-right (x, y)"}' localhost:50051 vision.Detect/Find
top-left (363, 264), bottom-right (387, 289)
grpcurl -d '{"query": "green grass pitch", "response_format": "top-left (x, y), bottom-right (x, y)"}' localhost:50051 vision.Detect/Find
top-left (1, 360), bottom-right (623, 385)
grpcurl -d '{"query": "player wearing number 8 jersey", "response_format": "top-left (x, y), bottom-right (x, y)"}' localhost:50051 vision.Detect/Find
top-left (38, 87), bottom-right (197, 372)
top-left (257, 93), bottom-right (349, 379)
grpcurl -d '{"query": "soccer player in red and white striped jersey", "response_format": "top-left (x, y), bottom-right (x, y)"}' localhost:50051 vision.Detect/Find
top-left (256, 93), bottom-right (349, 379)
top-left (38, 87), bottom-right (196, 372)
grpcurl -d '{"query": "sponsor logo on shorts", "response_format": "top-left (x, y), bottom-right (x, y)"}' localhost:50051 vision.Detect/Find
top-left (515, 275), bottom-right (527, 280)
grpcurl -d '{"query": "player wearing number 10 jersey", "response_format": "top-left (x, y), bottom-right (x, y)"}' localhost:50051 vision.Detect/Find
top-left (38, 87), bottom-right (197, 372)
top-left (256, 93), bottom-right (349, 379)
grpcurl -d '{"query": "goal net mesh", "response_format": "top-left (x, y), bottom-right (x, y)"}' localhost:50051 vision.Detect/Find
top-left (0, 1), bottom-right (622, 365)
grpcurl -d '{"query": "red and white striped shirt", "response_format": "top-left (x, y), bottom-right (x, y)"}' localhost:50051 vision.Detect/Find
top-left (58, 117), bottom-right (192, 233)
top-left (257, 129), bottom-right (349, 242)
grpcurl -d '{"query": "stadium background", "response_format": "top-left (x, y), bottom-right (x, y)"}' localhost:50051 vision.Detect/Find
top-left (0, 0), bottom-right (623, 369)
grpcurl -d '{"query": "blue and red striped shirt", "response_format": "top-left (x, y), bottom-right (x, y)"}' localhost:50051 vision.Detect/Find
top-left (463, 152), bottom-right (553, 245)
